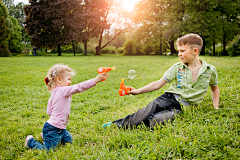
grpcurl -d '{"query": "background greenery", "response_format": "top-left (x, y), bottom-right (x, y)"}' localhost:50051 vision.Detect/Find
top-left (0, 56), bottom-right (239, 159)
top-left (1, 0), bottom-right (239, 57)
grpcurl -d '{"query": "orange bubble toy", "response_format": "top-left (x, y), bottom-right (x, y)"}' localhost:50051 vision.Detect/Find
top-left (119, 78), bottom-right (131, 96)
top-left (97, 66), bottom-right (116, 81)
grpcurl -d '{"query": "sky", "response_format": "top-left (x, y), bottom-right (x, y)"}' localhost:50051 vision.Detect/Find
top-left (14, 0), bottom-right (29, 5)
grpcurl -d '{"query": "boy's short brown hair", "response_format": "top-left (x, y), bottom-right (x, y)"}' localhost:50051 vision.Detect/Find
top-left (177, 33), bottom-right (203, 53)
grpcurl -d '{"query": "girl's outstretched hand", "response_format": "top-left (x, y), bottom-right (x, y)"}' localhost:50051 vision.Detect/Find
top-left (95, 73), bottom-right (108, 83)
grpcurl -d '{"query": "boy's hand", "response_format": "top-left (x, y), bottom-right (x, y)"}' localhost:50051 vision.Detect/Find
top-left (95, 73), bottom-right (108, 83)
top-left (128, 87), bottom-right (140, 95)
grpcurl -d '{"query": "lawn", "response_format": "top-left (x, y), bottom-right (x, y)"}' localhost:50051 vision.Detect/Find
top-left (0, 55), bottom-right (239, 159)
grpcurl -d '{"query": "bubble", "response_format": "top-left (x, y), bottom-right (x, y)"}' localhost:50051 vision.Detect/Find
top-left (128, 70), bottom-right (135, 79)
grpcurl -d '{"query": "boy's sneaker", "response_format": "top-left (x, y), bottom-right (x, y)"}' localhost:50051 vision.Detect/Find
top-left (24, 135), bottom-right (33, 147)
top-left (102, 122), bottom-right (112, 129)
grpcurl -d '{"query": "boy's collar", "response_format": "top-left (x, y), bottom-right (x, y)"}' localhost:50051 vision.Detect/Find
top-left (180, 59), bottom-right (210, 69)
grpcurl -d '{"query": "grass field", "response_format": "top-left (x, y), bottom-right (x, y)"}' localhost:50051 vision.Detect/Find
top-left (0, 55), bottom-right (239, 159)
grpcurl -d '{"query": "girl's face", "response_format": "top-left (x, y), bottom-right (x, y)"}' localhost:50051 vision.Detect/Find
top-left (57, 72), bottom-right (72, 87)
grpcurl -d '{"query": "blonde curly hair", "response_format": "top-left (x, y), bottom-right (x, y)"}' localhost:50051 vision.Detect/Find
top-left (45, 64), bottom-right (75, 92)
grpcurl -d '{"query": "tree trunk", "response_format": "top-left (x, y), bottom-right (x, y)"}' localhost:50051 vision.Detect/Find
top-left (200, 37), bottom-right (205, 55)
top-left (8, 38), bottom-right (11, 51)
top-left (84, 42), bottom-right (87, 56)
top-left (159, 32), bottom-right (163, 55)
top-left (213, 39), bottom-right (215, 56)
top-left (95, 29), bottom-right (104, 55)
top-left (96, 29), bottom-right (126, 55)
top-left (169, 40), bottom-right (176, 55)
top-left (96, 46), bottom-right (101, 55)
top-left (72, 44), bottom-right (75, 56)
top-left (57, 45), bottom-right (61, 56)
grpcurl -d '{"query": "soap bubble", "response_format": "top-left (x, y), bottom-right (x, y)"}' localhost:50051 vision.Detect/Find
top-left (128, 70), bottom-right (135, 79)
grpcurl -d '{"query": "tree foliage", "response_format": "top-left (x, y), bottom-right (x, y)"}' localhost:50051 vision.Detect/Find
top-left (0, 0), bottom-right (11, 56)
top-left (95, 0), bottom-right (134, 55)
top-left (132, 0), bottom-right (240, 55)
top-left (23, 0), bottom-right (109, 56)
top-left (7, 16), bottom-right (22, 52)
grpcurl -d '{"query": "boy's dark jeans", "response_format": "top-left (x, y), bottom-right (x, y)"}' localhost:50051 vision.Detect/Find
top-left (113, 92), bottom-right (182, 129)
top-left (27, 122), bottom-right (72, 151)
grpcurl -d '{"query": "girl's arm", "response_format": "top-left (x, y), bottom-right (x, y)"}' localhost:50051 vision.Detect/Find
top-left (128, 78), bottom-right (168, 95)
top-left (61, 73), bottom-right (108, 97)
top-left (210, 85), bottom-right (220, 109)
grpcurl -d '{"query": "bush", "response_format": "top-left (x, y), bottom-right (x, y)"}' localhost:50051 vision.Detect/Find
top-left (88, 50), bottom-right (95, 55)
top-left (50, 48), bottom-right (58, 53)
top-left (135, 45), bottom-right (144, 55)
top-left (13, 43), bottom-right (25, 53)
top-left (36, 52), bottom-right (47, 56)
top-left (215, 44), bottom-right (223, 56)
top-left (116, 47), bottom-right (124, 54)
top-left (228, 35), bottom-right (240, 57)
top-left (75, 44), bottom-right (84, 53)
top-left (143, 44), bottom-right (153, 55)
top-left (100, 47), bottom-right (109, 54)
top-left (64, 44), bottom-right (84, 53)
top-left (123, 40), bottom-right (135, 55)
top-left (100, 46), bottom-right (117, 54)
top-left (0, 43), bottom-right (11, 57)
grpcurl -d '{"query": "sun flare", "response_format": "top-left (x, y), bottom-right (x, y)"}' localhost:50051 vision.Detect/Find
top-left (121, 0), bottom-right (140, 12)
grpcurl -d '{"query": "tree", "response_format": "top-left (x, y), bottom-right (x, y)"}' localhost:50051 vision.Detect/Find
top-left (132, 0), bottom-right (239, 56)
top-left (2, 0), bottom-right (13, 9)
top-left (24, 0), bottom-right (86, 56)
top-left (0, 0), bottom-right (11, 56)
top-left (7, 16), bottom-right (22, 52)
top-left (23, 0), bottom-right (110, 56)
top-left (5, 1), bottom-right (31, 52)
top-left (216, 0), bottom-right (240, 55)
top-left (95, 0), bottom-right (132, 55)
top-left (8, 2), bottom-right (25, 25)
top-left (78, 0), bottom-right (110, 55)
top-left (132, 0), bottom-right (182, 55)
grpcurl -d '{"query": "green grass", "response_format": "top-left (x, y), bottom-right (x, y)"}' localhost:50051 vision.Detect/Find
top-left (0, 55), bottom-right (239, 159)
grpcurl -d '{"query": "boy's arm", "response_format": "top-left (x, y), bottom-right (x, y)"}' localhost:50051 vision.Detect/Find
top-left (210, 85), bottom-right (220, 109)
top-left (128, 78), bottom-right (168, 95)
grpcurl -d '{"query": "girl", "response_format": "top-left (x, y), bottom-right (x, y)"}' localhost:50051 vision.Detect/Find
top-left (25, 64), bottom-right (108, 150)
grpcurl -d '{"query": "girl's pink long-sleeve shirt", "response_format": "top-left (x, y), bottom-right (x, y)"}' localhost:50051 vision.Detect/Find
top-left (46, 79), bottom-right (96, 129)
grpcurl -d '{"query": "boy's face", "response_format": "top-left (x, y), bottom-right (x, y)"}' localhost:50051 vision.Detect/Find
top-left (178, 44), bottom-right (198, 64)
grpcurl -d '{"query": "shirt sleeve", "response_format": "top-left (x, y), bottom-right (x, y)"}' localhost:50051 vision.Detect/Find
top-left (163, 64), bottom-right (178, 83)
top-left (209, 65), bottom-right (218, 86)
top-left (46, 98), bottom-right (52, 116)
top-left (60, 78), bottom-right (97, 97)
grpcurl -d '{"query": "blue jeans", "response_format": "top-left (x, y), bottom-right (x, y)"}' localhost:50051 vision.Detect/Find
top-left (27, 122), bottom-right (73, 151)
top-left (113, 93), bottom-right (182, 129)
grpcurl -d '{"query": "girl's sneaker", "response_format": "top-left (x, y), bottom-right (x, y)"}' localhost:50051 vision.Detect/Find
top-left (24, 135), bottom-right (33, 148)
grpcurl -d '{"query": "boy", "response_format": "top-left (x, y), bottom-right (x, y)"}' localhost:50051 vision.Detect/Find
top-left (103, 33), bottom-right (220, 129)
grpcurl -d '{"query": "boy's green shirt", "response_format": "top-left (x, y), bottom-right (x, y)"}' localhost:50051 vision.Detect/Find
top-left (163, 59), bottom-right (218, 104)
